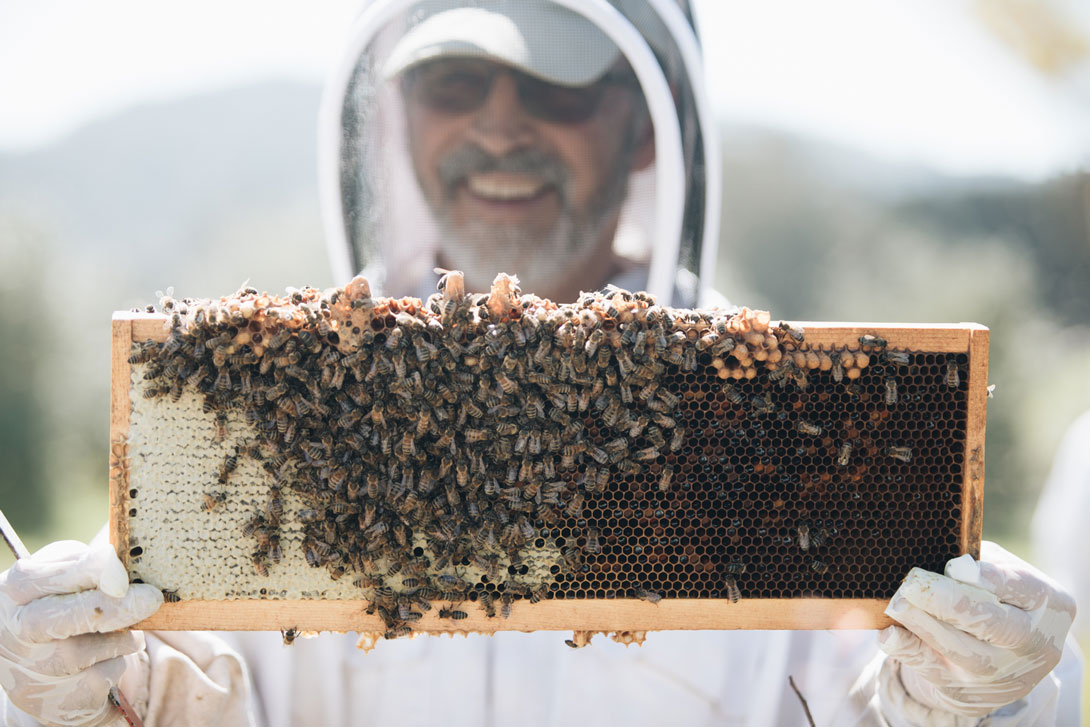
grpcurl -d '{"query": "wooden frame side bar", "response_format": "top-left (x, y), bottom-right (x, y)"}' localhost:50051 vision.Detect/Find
top-left (109, 315), bottom-right (133, 564)
top-left (961, 324), bottom-right (989, 559)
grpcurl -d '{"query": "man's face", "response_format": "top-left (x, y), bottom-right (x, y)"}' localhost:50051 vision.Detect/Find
top-left (401, 57), bottom-right (651, 292)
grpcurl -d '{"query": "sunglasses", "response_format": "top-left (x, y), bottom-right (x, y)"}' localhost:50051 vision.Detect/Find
top-left (401, 58), bottom-right (636, 125)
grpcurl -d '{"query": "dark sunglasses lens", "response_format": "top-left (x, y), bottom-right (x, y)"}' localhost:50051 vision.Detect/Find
top-left (520, 76), bottom-right (603, 124)
top-left (405, 60), bottom-right (613, 124)
top-left (409, 62), bottom-right (492, 114)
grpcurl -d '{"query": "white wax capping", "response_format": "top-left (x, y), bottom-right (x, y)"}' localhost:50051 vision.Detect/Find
top-left (946, 554), bottom-right (981, 585)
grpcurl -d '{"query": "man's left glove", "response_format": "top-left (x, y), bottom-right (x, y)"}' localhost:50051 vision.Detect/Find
top-left (877, 541), bottom-right (1075, 721)
top-left (0, 541), bottom-right (162, 726)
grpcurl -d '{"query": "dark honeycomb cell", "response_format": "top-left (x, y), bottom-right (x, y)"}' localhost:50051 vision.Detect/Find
top-left (547, 350), bottom-right (966, 600)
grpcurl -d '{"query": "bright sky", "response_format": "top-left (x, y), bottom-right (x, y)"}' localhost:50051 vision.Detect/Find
top-left (1, 0), bottom-right (1088, 179)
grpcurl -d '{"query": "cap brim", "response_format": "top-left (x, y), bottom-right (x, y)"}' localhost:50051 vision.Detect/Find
top-left (382, 5), bottom-right (620, 87)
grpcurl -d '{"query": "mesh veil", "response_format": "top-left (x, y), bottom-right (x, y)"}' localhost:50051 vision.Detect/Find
top-left (321, 0), bottom-right (716, 306)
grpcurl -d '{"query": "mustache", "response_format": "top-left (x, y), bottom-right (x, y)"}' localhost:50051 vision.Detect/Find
top-left (436, 145), bottom-right (570, 198)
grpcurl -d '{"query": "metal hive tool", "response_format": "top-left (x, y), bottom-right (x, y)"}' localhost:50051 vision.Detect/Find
top-left (110, 273), bottom-right (988, 637)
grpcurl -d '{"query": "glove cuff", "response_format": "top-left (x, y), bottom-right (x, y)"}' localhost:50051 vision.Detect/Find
top-left (117, 649), bottom-right (152, 721)
top-left (879, 658), bottom-right (983, 727)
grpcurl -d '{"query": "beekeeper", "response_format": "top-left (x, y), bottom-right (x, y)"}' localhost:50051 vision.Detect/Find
top-left (0, 1), bottom-right (1081, 725)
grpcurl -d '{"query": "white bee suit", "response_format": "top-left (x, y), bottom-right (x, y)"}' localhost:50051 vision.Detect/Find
top-left (207, 625), bottom-right (1075, 727)
top-left (214, 629), bottom-right (900, 726)
top-left (1, 622), bottom-right (1080, 726)
top-left (1033, 410), bottom-right (1090, 636)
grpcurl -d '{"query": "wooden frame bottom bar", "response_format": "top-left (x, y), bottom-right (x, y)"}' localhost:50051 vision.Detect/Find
top-left (135, 599), bottom-right (893, 632)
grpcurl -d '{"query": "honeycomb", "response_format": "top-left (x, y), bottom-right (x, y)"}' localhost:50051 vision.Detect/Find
top-left (112, 272), bottom-right (983, 638)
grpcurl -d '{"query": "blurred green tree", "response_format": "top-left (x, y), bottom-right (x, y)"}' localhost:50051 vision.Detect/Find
top-left (0, 217), bottom-right (53, 534)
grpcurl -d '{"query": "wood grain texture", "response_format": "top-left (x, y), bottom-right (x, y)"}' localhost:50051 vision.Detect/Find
top-left (122, 313), bottom-right (976, 352)
top-left (109, 315), bottom-right (133, 567)
top-left (130, 313), bottom-right (170, 343)
top-left (962, 325), bottom-right (990, 559)
top-left (134, 598), bottom-right (894, 632)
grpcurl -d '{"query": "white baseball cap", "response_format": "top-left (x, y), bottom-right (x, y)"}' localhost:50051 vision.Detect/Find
top-left (382, 1), bottom-right (623, 87)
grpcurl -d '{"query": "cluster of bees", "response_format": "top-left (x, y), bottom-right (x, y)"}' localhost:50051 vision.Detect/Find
top-left (133, 272), bottom-right (959, 639)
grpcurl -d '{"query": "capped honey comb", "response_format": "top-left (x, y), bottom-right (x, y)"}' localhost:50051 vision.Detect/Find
top-left (110, 273), bottom-right (988, 636)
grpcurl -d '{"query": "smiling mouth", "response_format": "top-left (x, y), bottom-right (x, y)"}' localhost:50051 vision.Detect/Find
top-left (465, 174), bottom-right (551, 202)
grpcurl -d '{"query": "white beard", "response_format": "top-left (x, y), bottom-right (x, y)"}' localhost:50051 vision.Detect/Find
top-left (428, 127), bottom-right (638, 297)
top-left (436, 209), bottom-right (606, 298)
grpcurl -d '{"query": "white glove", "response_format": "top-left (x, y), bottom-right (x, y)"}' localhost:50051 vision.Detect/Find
top-left (0, 541), bottom-right (163, 726)
top-left (877, 541), bottom-right (1075, 721)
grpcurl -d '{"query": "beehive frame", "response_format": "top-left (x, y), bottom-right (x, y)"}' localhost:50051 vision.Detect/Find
top-left (111, 307), bottom-right (987, 634)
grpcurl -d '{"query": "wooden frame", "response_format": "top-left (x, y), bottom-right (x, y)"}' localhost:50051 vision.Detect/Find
top-left (111, 313), bottom-right (988, 632)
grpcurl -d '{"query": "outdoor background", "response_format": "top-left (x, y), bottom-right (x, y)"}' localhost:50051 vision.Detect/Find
top-left (1, 0), bottom-right (1088, 702)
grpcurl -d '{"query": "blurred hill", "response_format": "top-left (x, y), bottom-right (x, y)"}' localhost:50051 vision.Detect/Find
top-left (0, 80), bottom-right (332, 296)
top-left (0, 80), bottom-right (1087, 554)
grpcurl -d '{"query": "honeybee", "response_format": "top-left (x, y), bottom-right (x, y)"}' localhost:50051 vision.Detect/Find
top-left (777, 321), bottom-right (805, 343)
top-left (281, 628), bottom-right (298, 645)
top-left (944, 359), bottom-right (960, 388)
top-left (722, 384), bottom-right (745, 406)
top-left (566, 493), bottom-right (584, 519)
top-left (479, 591), bottom-right (497, 618)
top-left (634, 588), bottom-right (663, 604)
top-left (439, 607), bottom-right (468, 620)
top-left (366, 473), bottom-right (381, 499)
top-left (267, 535), bottom-right (282, 564)
top-left (884, 377), bottom-right (898, 406)
top-left (217, 450), bottom-right (239, 483)
top-left (128, 345), bottom-right (153, 365)
top-left (200, 492), bottom-right (227, 513)
top-left (837, 442), bottom-right (852, 467)
top-left (162, 589), bottom-right (182, 603)
top-left (584, 528), bottom-right (601, 555)
top-left (830, 352), bottom-right (845, 384)
top-left (723, 575), bottom-right (741, 603)
top-left (858, 334), bottom-right (886, 351)
top-left (797, 523), bottom-right (811, 551)
top-left (260, 494), bottom-right (283, 527)
top-left (796, 420), bottom-right (822, 436)
top-left (883, 350), bottom-right (911, 366)
top-left (658, 464), bottom-right (674, 492)
top-left (810, 525), bottom-right (835, 549)
top-left (888, 446), bottom-right (913, 463)
top-left (214, 412), bottom-right (229, 442)
top-left (750, 394), bottom-right (775, 415)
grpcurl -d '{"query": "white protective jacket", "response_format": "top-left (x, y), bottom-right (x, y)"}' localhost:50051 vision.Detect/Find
top-left (1033, 409), bottom-right (1090, 635)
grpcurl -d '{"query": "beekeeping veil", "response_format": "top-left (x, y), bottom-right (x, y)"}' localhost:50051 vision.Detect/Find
top-left (320, 0), bottom-right (720, 307)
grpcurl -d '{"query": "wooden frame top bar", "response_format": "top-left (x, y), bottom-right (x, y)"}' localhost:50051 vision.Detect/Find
top-left (120, 312), bottom-right (986, 352)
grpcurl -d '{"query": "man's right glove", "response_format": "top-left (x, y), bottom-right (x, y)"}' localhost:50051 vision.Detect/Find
top-left (0, 541), bottom-right (162, 726)
top-left (877, 541), bottom-right (1075, 725)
